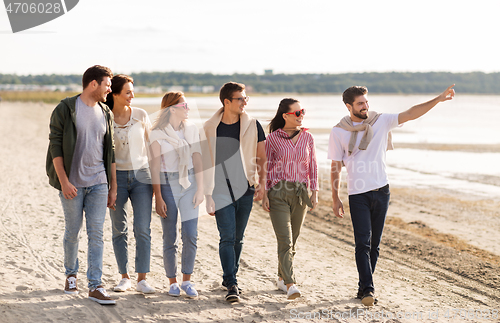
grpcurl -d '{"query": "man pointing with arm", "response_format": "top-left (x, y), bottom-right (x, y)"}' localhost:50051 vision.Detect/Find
top-left (329, 85), bottom-right (454, 306)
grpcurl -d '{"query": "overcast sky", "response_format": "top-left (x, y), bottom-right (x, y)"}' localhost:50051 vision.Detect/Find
top-left (1, 0), bottom-right (499, 75)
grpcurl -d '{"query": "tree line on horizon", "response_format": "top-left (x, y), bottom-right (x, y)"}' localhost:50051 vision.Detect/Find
top-left (1, 71), bottom-right (499, 94)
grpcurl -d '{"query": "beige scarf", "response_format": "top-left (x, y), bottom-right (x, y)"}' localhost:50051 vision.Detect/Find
top-left (150, 121), bottom-right (201, 189)
top-left (335, 111), bottom-right (393, 156)
top-left (202, 107), bottom-right (258, 195)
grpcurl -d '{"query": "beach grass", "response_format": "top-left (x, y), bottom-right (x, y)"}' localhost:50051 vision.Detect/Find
top-left (0, 91), bottom-right (219, 104)
top-left (0, 91), bottom-right (80, 103)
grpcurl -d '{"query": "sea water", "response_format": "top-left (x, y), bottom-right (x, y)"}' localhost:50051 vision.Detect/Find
top-left (135, 94), bottom-right (500, 200)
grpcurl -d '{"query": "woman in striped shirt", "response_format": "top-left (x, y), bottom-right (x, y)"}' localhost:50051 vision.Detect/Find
top-left (262, 98), bottom-right (318, 300)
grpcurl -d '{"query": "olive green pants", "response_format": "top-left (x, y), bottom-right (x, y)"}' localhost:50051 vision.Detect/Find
top-left (268, 181), bottom-right (312, 285)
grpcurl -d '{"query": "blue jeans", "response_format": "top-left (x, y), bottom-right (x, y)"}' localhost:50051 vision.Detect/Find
top-left (348, 184), bottom-right (391, 294)
top-left (109, 169), bottom-right (153, 274)
top-left (59, 183), bottom-right (108, 289)
top-left (160, 170), bottom-right (199, 278)
top-left (213, 193), bottom-right (254, 287)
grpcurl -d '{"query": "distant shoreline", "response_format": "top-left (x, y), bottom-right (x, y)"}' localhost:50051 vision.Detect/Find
top-left (392, 142), bottom-right (500, 153)
top-left (3, 71), bottom-right (500, 95)
top-left (2, 90), bottom-right (500, 104)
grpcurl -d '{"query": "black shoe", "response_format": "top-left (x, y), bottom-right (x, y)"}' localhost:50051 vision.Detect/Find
top-left (225, 285), bottom-right (240, 303)
top-left (357, 289), bottom-right (378, 304)
top-left (222, 281), bottom-right (242, 293)
top-left (361, 291), bottom-right (375, 306)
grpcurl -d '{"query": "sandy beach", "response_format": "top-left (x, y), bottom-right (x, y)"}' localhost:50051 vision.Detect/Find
top-left (0, 101), bottom-right (499, 322)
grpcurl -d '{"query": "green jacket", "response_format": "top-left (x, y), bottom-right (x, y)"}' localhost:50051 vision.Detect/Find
top-left (46, 94), bottom-right (115, 191)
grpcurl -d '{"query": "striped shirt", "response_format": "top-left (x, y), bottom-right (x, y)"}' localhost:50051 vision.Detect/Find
top-left (265, 129), bottom-right (318, 191)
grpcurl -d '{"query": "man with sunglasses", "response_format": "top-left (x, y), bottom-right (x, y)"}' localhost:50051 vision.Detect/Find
top-left (202, 82), bottom-right (267, 302)
top-left (328, 85), bottom-right (455, 306)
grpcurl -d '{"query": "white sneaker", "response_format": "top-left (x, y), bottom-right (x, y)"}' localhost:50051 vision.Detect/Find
top-left (287, 284), bottom-right (301, 300)
top-left (136, 280), bottom-right (155, 294)
top-left (277, 278), bottom-right (287, 293)
top-left (168, 282), bottom-right (181, 297)
top-left (64, 275), bottom-right (79, 295)
top-left (181, 281), bottom-right (198, 298)
top-left (113, 278), bottom-right (131, 292)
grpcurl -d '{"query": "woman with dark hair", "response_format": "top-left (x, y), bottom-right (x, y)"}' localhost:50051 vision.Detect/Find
top-left (263, 98), bottom-right (318, 300)
top-left (149, 92), bottom-right (204, 298)
top-left (106, 74), bottom-right (155, 294)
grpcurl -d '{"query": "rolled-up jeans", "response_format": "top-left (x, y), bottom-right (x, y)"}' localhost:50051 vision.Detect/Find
top-left (59, 183), bottom-right (108, 289)
top-left (348, 184), bottom-right (391, 294)
top-left (160, 169), bottom-right (199, 278)
top-left (268, 181), bottom-right (311, 285)
top-left (109, 168), bottom-right (153, 274)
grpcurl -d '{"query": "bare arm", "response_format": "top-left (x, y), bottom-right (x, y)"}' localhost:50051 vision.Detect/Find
top-left (309, 134), bottom-right (319, 210)
top-left (192, 152), bottom-right (204, 208)
top-left (330, 160), bottom-right (344, 218)
top-left (53, 156), bottom-right (77, 199)
top-left (107, 163), bottom-right (117, 210)
top-left (262, 138), bottom-right (273, 212)
top-left (254, 140), bottom-right (267, 201)
top-left (205, 195), bottom-right (215, 216)
top-left (150, 141), bottom-right (167, 218)
top-left (150, 141), bottom-right (162, 193)
top-left (398, 84), bottom-right (455, 125)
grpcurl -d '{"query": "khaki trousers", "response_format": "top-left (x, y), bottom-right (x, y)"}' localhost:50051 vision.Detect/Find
top-left (268, 181), bottom-right (311, 285)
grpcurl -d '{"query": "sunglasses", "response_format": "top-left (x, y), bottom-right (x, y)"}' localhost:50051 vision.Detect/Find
top-left (172, 102), bottom-right (189, 110)
top-left (285, 109), bottom-right (306, 117)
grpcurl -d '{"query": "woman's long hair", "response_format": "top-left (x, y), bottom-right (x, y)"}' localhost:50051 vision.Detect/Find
top-left (105, 74), bottom-right (134, 110)
top-left (268, 98), bottom-right (300, 138)
top-left (152, 91), bottom-right (185, 130)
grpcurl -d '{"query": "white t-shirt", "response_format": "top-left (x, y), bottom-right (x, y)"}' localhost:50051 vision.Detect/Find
top-left (154, 129), bottom-right (194, 172)
top-left (113, 107), bottom-right (151, 171)
top-left (328, 113), bottom-right (399, 195)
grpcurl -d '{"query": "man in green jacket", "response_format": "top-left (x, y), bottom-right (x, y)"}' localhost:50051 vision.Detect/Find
top-left (46, 65), bottom-right (117, 305)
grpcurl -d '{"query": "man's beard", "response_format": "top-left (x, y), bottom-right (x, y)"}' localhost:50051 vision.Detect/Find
top-left (353, 110), bottom-right (368, 120)
top-left (92, 91), bottom-right (106, 103)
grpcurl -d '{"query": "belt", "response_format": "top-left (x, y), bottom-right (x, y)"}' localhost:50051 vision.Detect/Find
top-left (272, 181), bottom-right (313, 208)
top-left (164, 168), bottom-right (195, 178)
top-left (370, 184), bottom-right (389, 191)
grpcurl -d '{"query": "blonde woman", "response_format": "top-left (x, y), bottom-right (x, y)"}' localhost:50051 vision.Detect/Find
top-left (150, 92), bottom-right (204, 298)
